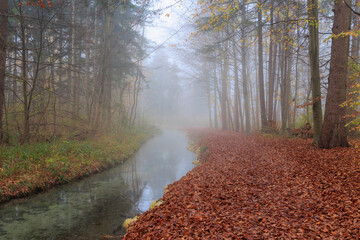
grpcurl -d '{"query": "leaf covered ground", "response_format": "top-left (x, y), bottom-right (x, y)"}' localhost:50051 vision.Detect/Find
top-left (123, 129), bottom-right (360, 239)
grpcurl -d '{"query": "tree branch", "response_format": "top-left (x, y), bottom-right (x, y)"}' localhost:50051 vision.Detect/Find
top-left (345, 0), bottom-right (360, 16)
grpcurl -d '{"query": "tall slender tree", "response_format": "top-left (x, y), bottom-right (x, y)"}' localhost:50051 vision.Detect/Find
top-left (241, 4), bottom-right (251, 133)
top-left (257, 0), bottom-right (267, 128)
top-left (308, 0), bottom-right (322, 144)
top-left (0, 1), bottom-right (7, 141)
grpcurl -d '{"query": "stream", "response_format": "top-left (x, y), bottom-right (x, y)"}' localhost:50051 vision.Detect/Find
top-left (0, 129), bottom-right (196, 240)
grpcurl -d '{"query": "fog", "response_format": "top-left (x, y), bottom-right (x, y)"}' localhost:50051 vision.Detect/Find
top-left (0, 0), bottom-right (338, 141)
top-left (139, 0), bottom-right (210, 128)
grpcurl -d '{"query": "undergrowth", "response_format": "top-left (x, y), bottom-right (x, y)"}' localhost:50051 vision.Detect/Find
top-left (0, 127), bottom-right (156, 203)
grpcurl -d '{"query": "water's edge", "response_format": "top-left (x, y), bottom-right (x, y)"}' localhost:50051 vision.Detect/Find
top-left (0, 133), bottom-right (154, 206)
top-left (0, 129), bottom-right (196, 240)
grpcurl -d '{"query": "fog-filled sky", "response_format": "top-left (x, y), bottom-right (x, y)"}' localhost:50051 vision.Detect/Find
top-left (141, 0), bottom-right (210, 127)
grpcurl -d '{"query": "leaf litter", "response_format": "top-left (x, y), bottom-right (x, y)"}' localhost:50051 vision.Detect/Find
top-left (123, 129), bottom-right (360, 239)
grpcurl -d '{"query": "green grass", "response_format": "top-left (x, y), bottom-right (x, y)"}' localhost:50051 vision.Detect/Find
top-left (0, 127), bottom-right (156, 203)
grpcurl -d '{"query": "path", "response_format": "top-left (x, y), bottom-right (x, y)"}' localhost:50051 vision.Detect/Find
top-left (123, 129), bottom-right (360, 239)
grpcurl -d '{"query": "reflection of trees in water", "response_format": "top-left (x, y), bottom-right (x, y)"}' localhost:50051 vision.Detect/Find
top-left (0, 157), bottom-right (147, 240)
top-left (54, 158), bottom-right (146, 239)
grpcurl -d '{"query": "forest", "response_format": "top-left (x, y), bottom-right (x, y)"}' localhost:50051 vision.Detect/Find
top-left (0, 0), bottom-right (359, 147)
top-left (0, 0), bottom-right (360, 239)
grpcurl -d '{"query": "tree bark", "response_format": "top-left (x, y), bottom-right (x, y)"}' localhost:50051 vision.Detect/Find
top-left (20, 11), bottom-right (29, 142)
top-left (213, 59), bottom-right (218, 128)
top-left (267, 0), bottom-right (276, 122)
top-left (293, 47), bottom-right (300, 129)
top-left (351, 0), bottom-right (359, 59)
top-left (0, 1), bottom-right (7, 141)
top-left (318, 0), bottom-right (351, 148)
top-left (85, 1), bottom-right (91, 121)
top-left (257, 1), bottom-right (267, 128)
top-left (207, 70), bottom-right (212, 128)
top-left (71, 0), bottom-right (78, 116)
top-left (280, 38), bottom-right (287, 131)
top-left (280, 17), bottom-right (292, 132)
top-left (308, 0), bottom-right (323, 144)
top-left (233, 40), bottom-right (240, 132)
top-left (220, 44), bottom-right (228, 130)
top-left (241, 6), bottom-right (251, 133)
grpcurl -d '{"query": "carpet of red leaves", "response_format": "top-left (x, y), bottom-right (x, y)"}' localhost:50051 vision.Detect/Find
top-left (123, 129), bottom-right (360, 239)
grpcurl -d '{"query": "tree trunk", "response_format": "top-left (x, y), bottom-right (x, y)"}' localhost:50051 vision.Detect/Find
top-left (0, 1), bottom-right (7, 141)
top-left (89, 4), bottom-right (99, 125)
top-left (220, 45), bottom-right (228, 130)
top-left (85, 1), bottom-right (91, 121)
top-left (213, 59), bottom-right (218, 128)
top-left (308, 0), bottom-right (323, 144)
top-left (226, 96), bottom-right (233, 130)
top-left (280, 39), bottom-right (286, 131)
top-left (293, 47), bottom-right (300, 129)
top-left (351, 0), bottom-right (359, 59)
top-left (318, 0), bottom-right (351, 148)
top-left (205, 58), bottom-right (212, 128)
top-left (96, 11), bottom-right (114, 130)
top-left (233, 40), bottom-right (240, 132)
top-left (71, 0), bottom-right (77, 116)
top-left (274, 42), bottom-right (282, 123)
top-left (285, 48), bottom-right (293, 129)
top-left (257, 0), bottom-right (267, 128)
top-left (267, 1), bottom-right (276, 122)
top-left (12, 39), bottom-right (18, 105)
top-left (207, 77), bottom-right (212, 128)
top-left (20, 14), bottom-right (29, 142)
top-left (241, 6), bottom-right (251, 133)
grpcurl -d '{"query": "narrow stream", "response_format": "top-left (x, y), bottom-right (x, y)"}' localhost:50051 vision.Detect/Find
top-left (0, 129), bottom-right (196, 240)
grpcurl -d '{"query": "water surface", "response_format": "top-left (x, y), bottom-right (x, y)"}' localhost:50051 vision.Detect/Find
top-left (0, 129), bottom-right (196, 240)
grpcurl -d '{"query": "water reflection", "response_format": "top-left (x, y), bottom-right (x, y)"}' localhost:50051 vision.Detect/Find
top-left (0, 129), bottom-right (195, 240)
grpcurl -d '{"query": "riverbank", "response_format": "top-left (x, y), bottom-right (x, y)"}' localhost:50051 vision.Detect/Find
top-left (0, 127), bottom-right (156, 204)
top-left (123, 128), bottom-right (360, 239)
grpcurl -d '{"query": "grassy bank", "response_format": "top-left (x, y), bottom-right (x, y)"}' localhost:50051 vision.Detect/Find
top-left (0, 127), bottom-right (156, 204)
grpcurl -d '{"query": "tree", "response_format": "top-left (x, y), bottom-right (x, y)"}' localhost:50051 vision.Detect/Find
top-left (267, 0), bottom-right (277, 123)
top-left (318, 0), bottom-right (351, 148)
top-left (308, 0), bottom-right (323, 144)
top-left (240, 3), bottom-right (251, 133)
top-left (220, 41), bottom-right (229, 130)
top-left (0, 0), bottom-right (151, 143)
top-left (0, 1), bottom-right (7, 141)
top-left (257, 0), bottom-right (267, 128)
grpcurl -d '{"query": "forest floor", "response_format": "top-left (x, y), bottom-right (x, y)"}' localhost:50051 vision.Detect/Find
top-left (0, 128), bottom-right (155, 204)
top-left (122, 128), bottom-right (360, 239)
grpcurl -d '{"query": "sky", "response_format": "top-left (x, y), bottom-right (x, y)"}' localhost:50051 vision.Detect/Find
top-left (145, 0), bottom-right (195, 48)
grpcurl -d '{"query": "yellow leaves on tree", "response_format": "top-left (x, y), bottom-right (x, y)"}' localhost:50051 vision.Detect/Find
top-left (341, 60), bottom-right (360, 132)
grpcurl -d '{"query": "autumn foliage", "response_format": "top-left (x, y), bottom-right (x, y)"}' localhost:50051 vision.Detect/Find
top-left (123, 129), bottom-right (360, 239)
top-left (18, 0), bottom-right (52, 8)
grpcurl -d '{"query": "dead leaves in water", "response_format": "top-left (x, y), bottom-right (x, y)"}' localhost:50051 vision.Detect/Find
top-left (123, 129), bottom-right (360, 239)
